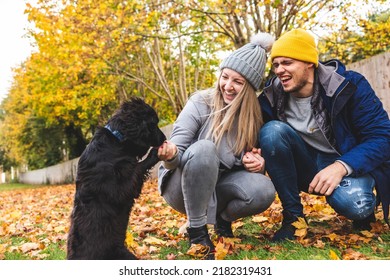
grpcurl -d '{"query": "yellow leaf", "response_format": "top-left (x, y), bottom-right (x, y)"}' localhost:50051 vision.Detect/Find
top-left (164, 220), bottom-right (177, 228)
top-left (215, 241), bottom-right (228, 260)
top-left (125, 232), bottom-right (136, 248)
top-left (329, 250), bottom-right (340, 260)
top-left (292, 217), bottom-right (308, 229)
top-left (10, 211), bottom-right (22, 219)
top-left (54, 225), bottom-right (65, 233)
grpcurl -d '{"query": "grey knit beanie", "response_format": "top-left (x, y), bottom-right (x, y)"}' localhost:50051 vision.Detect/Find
top-left (219, 33), bottom-right (274, 91)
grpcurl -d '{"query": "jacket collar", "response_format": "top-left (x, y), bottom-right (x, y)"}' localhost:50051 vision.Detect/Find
top-left (263, 77), bottom-right (281, 107)
top-left (317, 60), bottom-right (346, 97)
top-left (263, 59), bottom-right (347, 105)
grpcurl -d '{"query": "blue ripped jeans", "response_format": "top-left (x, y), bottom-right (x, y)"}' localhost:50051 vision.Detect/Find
top-left (259, 121), bottom-right (376, 221)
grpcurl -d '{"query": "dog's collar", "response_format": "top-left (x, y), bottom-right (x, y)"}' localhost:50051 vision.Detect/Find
top-left (104, 124), bottom-right (125, 142)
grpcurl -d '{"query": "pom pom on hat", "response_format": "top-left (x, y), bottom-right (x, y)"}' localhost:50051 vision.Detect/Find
top-left (250, 32), bottom-right (274, 52)
top-left (220, 32), bottom-right (274, 91)
top-left (270, 28), bottom-right (319, 67)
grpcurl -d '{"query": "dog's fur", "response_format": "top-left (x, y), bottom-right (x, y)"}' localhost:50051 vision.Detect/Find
top-left (66, 98), bottom-right (166, 260)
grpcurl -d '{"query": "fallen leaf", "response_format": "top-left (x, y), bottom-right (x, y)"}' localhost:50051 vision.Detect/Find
top-left (186, 244), bottom-right (212, 259)
top-left (143, 236), bottom-right (167, 245)
top-left (252, 216), bottom-right (268, 223)
top-left (329, 250), bottom-right (340, 260)
top-left (20, 242), bottom-right (40, 253)
top-left (313, 240), bottom-right (325, 249)
top-left (360, 230), bottom-right (374, 238)
top-left (342, 248), bottom-right (368, 260)
top-left (54, 225), bottom-right (66, 233)
top-left (125, 232), bottom-right (136, 248)
top-left (215, 241), bottom-right (228, 260)
top-left (295, 228), bottom-right (308, 238)
top-left (292, 217), bottom-right (308, 229)
top-left (166, 253), bottom-right (176, 260)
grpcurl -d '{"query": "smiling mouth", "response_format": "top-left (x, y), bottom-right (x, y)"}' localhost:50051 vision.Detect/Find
top-left (224, 91), bottom-right (236, 97)
top-left (280, 76), bottom-right (291, 86)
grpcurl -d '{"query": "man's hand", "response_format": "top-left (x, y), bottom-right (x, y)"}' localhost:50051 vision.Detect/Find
top-left (308, 161), bottom-right (348, 196)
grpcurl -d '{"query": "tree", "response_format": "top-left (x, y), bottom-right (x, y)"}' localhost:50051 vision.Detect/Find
top-left (2, 0), bottom-right (387, 169)
top-left (318, 9), bottom-right (390, 63)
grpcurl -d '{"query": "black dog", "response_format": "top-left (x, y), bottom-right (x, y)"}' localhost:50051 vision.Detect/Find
top-left (67, 98), bottom-right (166, 260)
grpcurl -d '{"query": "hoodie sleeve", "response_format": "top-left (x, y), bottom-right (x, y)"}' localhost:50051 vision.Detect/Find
top-left (162, 91), bottom-right (210, 170)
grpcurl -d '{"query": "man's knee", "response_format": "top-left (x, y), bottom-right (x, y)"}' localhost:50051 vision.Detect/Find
top-left (326, 178), bottom-right (376, 220)
top-left (259, 121), bottom-right (296, 148)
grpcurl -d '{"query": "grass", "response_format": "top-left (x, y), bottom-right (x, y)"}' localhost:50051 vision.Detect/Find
top-left (0, 182), bottom-right (389, 260)
top-left (0, 183), bottom-right (47, 192)
top-left (152, 217), bottom-right (390, 260)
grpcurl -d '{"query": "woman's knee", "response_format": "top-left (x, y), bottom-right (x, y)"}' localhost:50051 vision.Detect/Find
top-left (160, 170), bottom-right (186, 214)
top-left (254, 179), bottom-right (276, 210)
top-left (188, 139), bottom-right (216, 154)
top-left (241, 175), bottom-right (276, 213)
top-left (183, 140), bottom-right (219, 167)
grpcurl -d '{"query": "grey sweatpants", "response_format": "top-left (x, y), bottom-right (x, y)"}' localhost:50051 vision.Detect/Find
top-left (161, 140), bottom-right (276, 228)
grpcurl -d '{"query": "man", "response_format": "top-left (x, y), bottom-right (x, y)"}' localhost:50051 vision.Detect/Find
top-left (258, 28), bottom-right (390, 242)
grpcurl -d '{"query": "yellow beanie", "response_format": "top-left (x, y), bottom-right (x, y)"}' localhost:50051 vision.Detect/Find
top-left (270, 28), bottom-right (319, 67)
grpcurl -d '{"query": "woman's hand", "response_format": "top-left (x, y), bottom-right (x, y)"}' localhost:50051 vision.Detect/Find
top-left (242, 148), bottom-right (265, 173)
top-left (157, 140), bottom-right (178, 161)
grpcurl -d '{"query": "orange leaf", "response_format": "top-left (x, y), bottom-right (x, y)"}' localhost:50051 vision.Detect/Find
top-left (295, 228), bottom-right (307, 238)
top-left (186, 244), bottom-right (212, 259)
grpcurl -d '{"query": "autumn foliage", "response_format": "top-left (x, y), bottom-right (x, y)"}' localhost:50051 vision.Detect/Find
top-left (0, 179), bottom-right (388, 260)
top-left (1, 0), bottom-right (389, 171)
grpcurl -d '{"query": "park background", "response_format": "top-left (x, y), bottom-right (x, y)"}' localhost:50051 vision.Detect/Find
top-left (0, 0), bottom-right (389, 260)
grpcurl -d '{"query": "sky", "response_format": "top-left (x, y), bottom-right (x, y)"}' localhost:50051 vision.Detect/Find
top-left (0, 0), bottom-right (35, 102)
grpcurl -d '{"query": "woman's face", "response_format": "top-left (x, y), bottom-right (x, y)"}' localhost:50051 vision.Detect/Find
top-left (219, 68), bottom-right (246, 105)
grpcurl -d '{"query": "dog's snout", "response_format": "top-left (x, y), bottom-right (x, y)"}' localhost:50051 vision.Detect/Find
top-left (158, 129), bottom-right (167, 146)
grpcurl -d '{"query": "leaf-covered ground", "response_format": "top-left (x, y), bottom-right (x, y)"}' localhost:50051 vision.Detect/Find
top-left (0, 179), bottom-right (388, 260)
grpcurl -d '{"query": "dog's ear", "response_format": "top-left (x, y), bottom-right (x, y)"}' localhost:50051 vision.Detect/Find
top-left (120, 99), bottom-right (136, 112)
top-left (120, 98), bottom-right (150, 117)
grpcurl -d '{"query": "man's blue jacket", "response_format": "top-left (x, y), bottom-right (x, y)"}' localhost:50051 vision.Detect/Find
top-left (258, 59), bottom-right (390, 223)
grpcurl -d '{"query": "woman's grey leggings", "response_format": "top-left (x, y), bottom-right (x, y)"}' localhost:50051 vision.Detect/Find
top-left (162, 140), bottom-right (276, 228)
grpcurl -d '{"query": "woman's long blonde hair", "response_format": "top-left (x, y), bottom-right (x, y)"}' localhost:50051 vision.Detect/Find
top-left (207, 75), bottom-right (264, 155)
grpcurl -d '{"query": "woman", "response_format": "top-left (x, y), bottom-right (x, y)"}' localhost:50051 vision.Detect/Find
top-left (157, 33), bottom-right (276, 259)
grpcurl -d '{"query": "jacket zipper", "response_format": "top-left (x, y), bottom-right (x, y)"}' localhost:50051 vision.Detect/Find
top-left (326, 82), bottom-right (350, 156)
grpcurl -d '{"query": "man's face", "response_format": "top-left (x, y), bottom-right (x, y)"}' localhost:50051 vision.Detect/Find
top-left (272, 57), bottom-right (314, 97)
